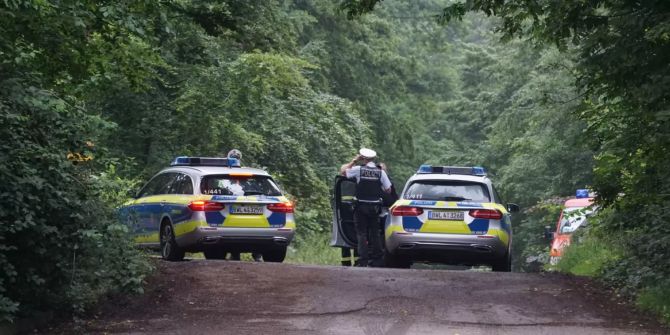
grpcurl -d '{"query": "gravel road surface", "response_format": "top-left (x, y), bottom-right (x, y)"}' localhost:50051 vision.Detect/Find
top-left (56, 260), bottom-right (666, 334)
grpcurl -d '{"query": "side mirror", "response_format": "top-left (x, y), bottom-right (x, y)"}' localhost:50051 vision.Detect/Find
top-left (543, 225), bottom-right (555, 240)
top-left (507, 203), bottom-right (520, 213)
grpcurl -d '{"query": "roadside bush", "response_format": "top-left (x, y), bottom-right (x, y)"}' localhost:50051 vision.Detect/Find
top-left (0, 83), bottom-right (150, 322)
top-left (512, 199), bottom-right (564, 272)
top-left (554, 230), bottom-right (622, 277)
top-left (286, 232), bottom-right (340, 266)
top-left (637, 282), bottom-right (670, 324)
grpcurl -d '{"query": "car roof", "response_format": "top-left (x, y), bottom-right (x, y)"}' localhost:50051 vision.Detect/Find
top-left (564, 198), bottom-right (594, 207)
top-left (160, 166), bottom-right (271, 177)
top-left (407, 173), bottom-right (492, 185)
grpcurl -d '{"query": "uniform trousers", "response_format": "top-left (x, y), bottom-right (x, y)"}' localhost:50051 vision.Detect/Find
top-left (354, 203), bottom-right (383, 266)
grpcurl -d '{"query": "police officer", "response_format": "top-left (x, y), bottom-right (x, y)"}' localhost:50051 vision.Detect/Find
top-left (340, 148), bottom-right (392, 267)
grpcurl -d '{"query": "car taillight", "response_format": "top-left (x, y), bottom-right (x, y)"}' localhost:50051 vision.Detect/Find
top-left (188, 200), bottom-right (225, 212)
top-left (267, 202), bottom-right (294, 213)
top-left (391, 206), bottom-right (424, 216)
top-left (469, 209), bottom-right (502, 220)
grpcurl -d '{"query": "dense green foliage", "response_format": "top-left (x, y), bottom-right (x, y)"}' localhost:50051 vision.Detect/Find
top-left (345, 0), bottom-right (670, 323)
top-left (1, 0), bottom-right (622, 323)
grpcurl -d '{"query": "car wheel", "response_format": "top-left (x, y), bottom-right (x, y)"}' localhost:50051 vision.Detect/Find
top-left (383, 249), bottom-right (411, 269)
top-left (160, 222), bottom-right (185, 261)
top-left (204, 249), bottom-right (226, 260)
top-left (491, 250), bottom-right (512, 272)
top-left (262, 247), bottom-right (287, 263)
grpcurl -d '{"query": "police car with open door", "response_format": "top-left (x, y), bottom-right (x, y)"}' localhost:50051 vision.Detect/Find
top-left (118, 157), bottom-right (295, 262)
top-left (384, 165), bottom-right (519, 271)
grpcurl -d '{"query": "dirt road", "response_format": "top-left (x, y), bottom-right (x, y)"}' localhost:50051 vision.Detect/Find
top-left (66, 260), bottom-right (665, 334)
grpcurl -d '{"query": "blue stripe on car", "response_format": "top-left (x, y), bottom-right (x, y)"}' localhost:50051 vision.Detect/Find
top-left (211, 195), bottom-right (239, 201)
top-left (468, 218), bottom-right (489, 234)
top-left (205, 211), bottom-right (225, 225)
top-left (267, 213), bottom-right (286, 227)
top-left (409, 200), bottom-right (436, 206)
top-left (457, 202), bottom-right (483, 208)
top-left (402, 216), bottom-right (423, 232)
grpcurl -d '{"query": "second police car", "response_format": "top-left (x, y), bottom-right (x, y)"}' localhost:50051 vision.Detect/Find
top-left (385, 165), bottom-right (519, 270)
top-left (118, 157), bottom-right (295, 262)
top-left (332, 165), bottom-right (518, 270)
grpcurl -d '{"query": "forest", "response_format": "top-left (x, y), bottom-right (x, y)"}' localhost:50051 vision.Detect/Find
top-left (1, 0), bottom-right (668, 325)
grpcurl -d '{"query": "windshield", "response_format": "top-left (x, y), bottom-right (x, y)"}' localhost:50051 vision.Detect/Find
top-left (559, 206), bottom-right (594, 234)
top-left (403, 180), bottom-right (490, 202)
top-left (200, 175), bottom-right (282, 196)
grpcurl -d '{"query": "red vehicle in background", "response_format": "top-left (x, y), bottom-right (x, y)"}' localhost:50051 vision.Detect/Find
top-left (548, 189), bottom-right (595, 265)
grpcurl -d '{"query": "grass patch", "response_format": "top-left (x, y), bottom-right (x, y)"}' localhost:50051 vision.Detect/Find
top-left (637, 282), bottom-right (670, 324)
top-left (553, 235), bottom-right (621, 276)
top-left (285, 233), bottom-right (340, 265)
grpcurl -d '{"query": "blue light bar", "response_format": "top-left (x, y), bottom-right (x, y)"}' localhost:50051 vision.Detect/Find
top-left (576, 189), bottom-right (589, 199)
top-left (418, 164), bottom-right (433, 173)
top-left (170, 156), bottom-right (241, 167)
top-left (416, 165), bottom-right (487, 176)
top-left (472, 166), bottom-right (487, 176)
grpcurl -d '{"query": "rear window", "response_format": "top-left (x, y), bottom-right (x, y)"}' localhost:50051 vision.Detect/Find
top-left (403, 180), bottom-right (490, 202)
top-left (559, 206), bottom-right (594, 234)
top-left (200, 175), bottom-right (282, 196)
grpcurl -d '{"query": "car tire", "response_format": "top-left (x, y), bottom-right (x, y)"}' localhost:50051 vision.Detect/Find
top-left (262, 247), bottom-right (287, 263)
top-left (491, 250), bottom-right (512, 272)
top-left (204, 249), bottom-right (226, 260)
top-left (383, 249), bottom-right (411, 269)
top-left (160, 222), bottom-right (185, 261)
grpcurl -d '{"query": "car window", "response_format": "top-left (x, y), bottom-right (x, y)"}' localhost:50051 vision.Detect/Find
top-left (137, 173), bottom-right (178, 198)
top-left (404, 180), bottom-right (491, 202)
top-left (559, 206), bottom-right (594, 234)
top-left (200, 175), bottom-right (282, 196)
top-left (340, 179), bottom-right (356, 201)
top-left (137, 173), bottom-right (169, 198)
top-left (169, 173), bottom-right (193, 195)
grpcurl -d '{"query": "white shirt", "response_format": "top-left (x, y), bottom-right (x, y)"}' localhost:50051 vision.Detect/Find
top-left (345, 162), bottom-right (392, 191)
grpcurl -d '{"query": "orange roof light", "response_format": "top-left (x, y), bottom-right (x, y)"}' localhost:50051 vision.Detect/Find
top-left (228, 172), bottom-right (253, 177)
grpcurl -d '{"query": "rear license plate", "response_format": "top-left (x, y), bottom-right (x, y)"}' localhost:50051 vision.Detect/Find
top-left (428, 211), bottom-right (464, 220)
top-left (229, 205), bottom-right (263, 215)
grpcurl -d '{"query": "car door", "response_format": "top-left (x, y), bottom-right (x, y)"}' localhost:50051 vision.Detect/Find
top-left (134, 172), bottom-right (178, 243)
top-left (330, 176), bottom-right (358, 248)
top-left (164, 173), bottom-right (196, 235)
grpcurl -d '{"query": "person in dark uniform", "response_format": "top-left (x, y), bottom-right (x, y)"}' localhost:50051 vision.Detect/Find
top-left (340, 148), bottom-right (392, 267)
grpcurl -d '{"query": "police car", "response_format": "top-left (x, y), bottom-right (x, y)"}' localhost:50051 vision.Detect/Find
top-left (118, 157), bottom-right (295, 262)
top-left (385, 165), bottom-right (517, 270)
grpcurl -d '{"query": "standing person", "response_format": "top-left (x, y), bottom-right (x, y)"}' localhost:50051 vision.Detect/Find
top-left (225, 149), bottom-right (263, 262)
top-left (340, 148), bottom-right (392, 267)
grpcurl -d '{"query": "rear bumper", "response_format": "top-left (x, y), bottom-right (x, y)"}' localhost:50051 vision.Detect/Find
top-left (176, 227), bottom-right (295, 252)
top-left (386, 231), bottom-right (507, 264)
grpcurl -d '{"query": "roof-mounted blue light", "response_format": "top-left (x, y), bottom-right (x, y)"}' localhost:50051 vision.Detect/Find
top-left (172, 156), bottom-right (190, 166)
top-left (416, 165), bottom-right (488, 176)
top-left (418, 164), bottom-right (433, 173)
top-left (472, 166), bottom-right (487, 176)
top-left (170, 156), bottom-right (241, 168)
top-left (576, 189), bottom-right (589, 199)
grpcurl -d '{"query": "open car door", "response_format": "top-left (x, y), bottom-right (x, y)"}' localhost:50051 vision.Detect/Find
top-left (330, 176), bottom-right (358, 249)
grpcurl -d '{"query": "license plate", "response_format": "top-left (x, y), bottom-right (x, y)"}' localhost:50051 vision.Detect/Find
top-left (428, 211), bottom-right (464, 220)
top-left (229, 205), bottom-right (263, 215)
